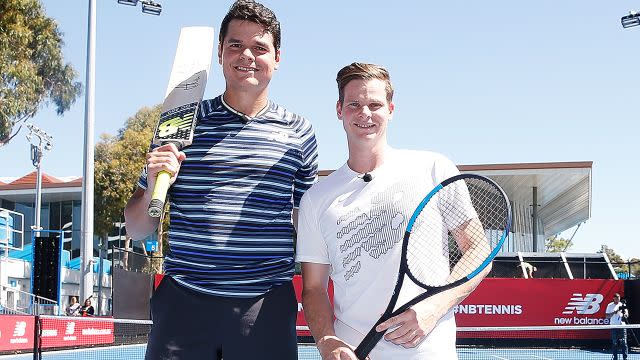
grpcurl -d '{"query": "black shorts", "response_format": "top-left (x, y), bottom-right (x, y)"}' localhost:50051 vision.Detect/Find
top-left (145, 276), bottom-right (298, 360)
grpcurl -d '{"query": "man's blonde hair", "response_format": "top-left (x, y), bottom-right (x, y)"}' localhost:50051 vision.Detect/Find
top-left (336, 62), bottom-right (393, 104)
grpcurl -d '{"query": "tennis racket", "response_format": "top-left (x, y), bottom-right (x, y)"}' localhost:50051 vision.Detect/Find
top-left (354, 173), bottom-right (511, 359)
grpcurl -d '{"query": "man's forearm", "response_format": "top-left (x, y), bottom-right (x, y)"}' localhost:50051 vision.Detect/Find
top-left (124, 188), bottom-right (160, 240)
top-left (302, 287), bottom-right (337, 344)
top-left (416, 264), bottom-right (490, 316)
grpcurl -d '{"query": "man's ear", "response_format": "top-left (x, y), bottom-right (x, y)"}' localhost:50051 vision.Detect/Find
top-left (336, 100), bottom-right (343, 120)
top-left (274, 49), bottom-right (281, 70)
top-left (218, 42), bottom-right (223, 65)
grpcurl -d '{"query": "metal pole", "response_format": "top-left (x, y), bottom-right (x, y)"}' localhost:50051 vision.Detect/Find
top-left (532, 186), bottom-right (538, 252)
top-left (26, 125), bottom-right (52, 238)
top-left (34, 149), bottom-right (42, 236)
top-left (97, 241), bottom-right (103, 316)
top-left (80, 0), bottom-right (96, 303)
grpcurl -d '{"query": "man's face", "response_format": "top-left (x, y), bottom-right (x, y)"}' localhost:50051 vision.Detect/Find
top-left (614, 295), bottom-right (621, 304)
top-left (218, 19), bottom-right (280, 93)
top-left (336, 78), bottom-right (394, 146)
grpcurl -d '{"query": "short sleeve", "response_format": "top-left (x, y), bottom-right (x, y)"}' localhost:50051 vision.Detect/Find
top-left (136, 167), bottom-right (148, 190)
top-left (295, 192), bottom-right (330, 265)
top-left (293, 119), bottom-right (319, 208)
top-left (431, 154), bottom-right (477, 231)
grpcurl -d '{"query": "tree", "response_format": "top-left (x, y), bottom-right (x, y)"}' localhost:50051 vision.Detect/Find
top-left (599, 245), bottom-right (639, 278)
top-left (0, 0), bottom-right (82, 146)
top-left (599, 245), bottom-right (625, 264)
top-left (94, 105), bottom-right (159, 250)
top-left (545, 235), bottom-right (573, 252)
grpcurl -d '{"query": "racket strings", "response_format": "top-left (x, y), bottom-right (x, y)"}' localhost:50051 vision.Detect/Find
top-left (406, 178), bottom-right (509, 288)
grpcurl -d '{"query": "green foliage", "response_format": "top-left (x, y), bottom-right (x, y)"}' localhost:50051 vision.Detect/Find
top-left (94, 105), bottom-right (160, 240)
top-left (599, 245), bottom-right (625, 264)
top-left (0, 0), bottom-right (82, 145)
top-left (545, 235), bottom-right (572, 252)
top-left (599, 245), bottom-right (640, 278)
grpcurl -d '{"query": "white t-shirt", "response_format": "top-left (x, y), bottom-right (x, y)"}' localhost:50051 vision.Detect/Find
top-left (606, 301), bottom-right (626, 325)
top-left (297, 148), bottom-right (462, 360)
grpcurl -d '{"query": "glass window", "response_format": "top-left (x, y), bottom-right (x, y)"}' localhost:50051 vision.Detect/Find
top-left (0, 200), bottom-right (15, 211)
top-left (71, 201), bottom-right (82, 259)
top-left (49, 202), bottom-right (60, 230)
top-left (15, 203), bottom-right (34, 245)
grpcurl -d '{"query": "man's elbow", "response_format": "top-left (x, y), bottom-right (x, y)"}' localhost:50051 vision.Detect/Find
top-left (480, 262), bottom-right (492, 278)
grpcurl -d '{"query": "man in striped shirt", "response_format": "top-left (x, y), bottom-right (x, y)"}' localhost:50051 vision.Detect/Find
top-left (124, 1), bottom-right (318, 359)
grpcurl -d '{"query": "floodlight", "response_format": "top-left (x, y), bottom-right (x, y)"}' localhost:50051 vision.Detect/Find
top-left (117, 0), bottom-right (138, 6)
top-left (141, 1), bottom-right (162, 15)
top-left (622, 11), bottom-right (640, 28)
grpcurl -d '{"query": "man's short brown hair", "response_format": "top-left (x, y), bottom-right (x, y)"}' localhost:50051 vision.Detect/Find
top-left (336, 62), bottom-right (394, 104)
top-left (219, 0), bottom-right (281, 50)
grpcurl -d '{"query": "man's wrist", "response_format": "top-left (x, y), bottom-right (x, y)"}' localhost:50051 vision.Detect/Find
top-left (317, 335), bottom-right (340, 347)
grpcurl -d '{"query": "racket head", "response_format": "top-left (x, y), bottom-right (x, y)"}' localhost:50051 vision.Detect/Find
top-left (403, 174), bottom-right (511, 289)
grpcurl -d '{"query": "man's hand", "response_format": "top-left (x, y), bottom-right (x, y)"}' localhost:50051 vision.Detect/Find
top-left (317, 336), bottom-right (363, 360)
top-left (145, 143), bottom-right (186, 188)
top-left (375, 297), bottom-right (445, 348)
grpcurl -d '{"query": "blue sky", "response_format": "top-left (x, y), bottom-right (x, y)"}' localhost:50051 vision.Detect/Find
top-left (1, 1), bottom-right (639, 258)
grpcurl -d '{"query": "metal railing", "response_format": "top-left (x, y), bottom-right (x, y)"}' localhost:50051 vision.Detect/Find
top-left (0, 284), bottom-right (58, 315)
top-left (111, 246), bottom-right (163, 274)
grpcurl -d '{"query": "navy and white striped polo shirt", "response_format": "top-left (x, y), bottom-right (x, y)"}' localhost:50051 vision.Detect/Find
top-left (137, 95), bottom-right (318, 298)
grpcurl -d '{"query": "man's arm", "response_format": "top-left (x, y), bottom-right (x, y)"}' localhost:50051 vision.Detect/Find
top-left (301, 262), bottom-right (359, 360)
top-left (378, 217), bottom-right (491, 348)
top-left (124, 143), bottom-right (185, 240)
top-left (378, 265), bottom-right (490, 348)
top-left (124, 187), bottom-right (160, 240)
top-left (605, 303), bottom-right (618, 319)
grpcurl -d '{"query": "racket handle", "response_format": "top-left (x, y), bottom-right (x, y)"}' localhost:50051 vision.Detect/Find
top-left (148, 170), bottom-right (171, 217)
top-left (354, 323), bottom-right (387, 360)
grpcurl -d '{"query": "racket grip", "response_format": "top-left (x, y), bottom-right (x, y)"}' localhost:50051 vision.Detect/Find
top-left (354, 324), bottom-right (387, 360)
top-left (148, 170), bottom-right (171, 218)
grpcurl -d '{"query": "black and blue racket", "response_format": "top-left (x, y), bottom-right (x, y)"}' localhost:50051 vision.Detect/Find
top-left (354, 174), bottom-right (511, 359)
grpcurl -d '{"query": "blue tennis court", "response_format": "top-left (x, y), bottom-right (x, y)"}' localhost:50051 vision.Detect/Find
top-left (2, 344), bottom-right (638, 360)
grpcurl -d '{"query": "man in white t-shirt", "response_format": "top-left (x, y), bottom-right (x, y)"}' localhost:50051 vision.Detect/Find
top-left (606, 293), bottom-right (629, 360)
top-left (296, 63), bottom-right (490, 360)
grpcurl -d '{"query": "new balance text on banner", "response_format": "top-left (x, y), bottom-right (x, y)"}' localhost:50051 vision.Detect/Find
top-left (0, 315), bottom-right (34, 351)
top-left (454, 278), bottom-right (623, 327)
top-left (40, 317), bottom-right (114, 348)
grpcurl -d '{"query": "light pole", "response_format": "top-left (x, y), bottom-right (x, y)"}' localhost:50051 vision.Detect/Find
top-left (78, 0), bottom-right (163, 309)
top-left (622, 10), bottom-right (640, 28)
top-left (80, 0), bottom-right (97, 306)
top-left (117, 0), bottom-right (163, 16)
top-left (26, 124), bottom-right (53, 237)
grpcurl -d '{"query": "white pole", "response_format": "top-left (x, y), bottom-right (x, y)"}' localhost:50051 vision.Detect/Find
top-left (80, 0), bottom-right (96, 303)
top-left (34, 148), bottom-right (42, 235)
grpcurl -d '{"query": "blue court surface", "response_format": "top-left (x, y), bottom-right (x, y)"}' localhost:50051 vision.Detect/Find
top-left (1, 344), bottom-right (638, 359)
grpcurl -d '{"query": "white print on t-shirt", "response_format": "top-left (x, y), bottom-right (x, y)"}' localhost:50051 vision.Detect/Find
top-left (335, 182), bottom-right (413, 282)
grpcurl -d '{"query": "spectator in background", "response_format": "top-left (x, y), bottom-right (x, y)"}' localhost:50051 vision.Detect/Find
top-left (606, 293), bottom-right (629, 360)
top-left (65, 296), bottom-right (81, 316)
top-left (80, 298), bottom-right (95, 317)
top-left (518, 262), bottom-right (537, 278)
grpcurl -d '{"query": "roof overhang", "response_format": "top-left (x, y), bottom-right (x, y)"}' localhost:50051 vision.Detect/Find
top-left (0, 186), bottom-right (83, 203)
top-left (458, 161), bottom-right (592, 236)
